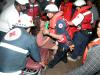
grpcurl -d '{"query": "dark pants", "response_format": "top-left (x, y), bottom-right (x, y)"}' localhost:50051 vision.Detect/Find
top-left (71, 31), bottom-right (90, 59)
top-left (0, 31), bottom-right (6, 42)
top-left (48, 46), bottom-right (68, 68)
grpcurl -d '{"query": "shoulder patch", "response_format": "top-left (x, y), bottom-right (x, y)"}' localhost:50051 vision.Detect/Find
top-left (4, 28), bottom-right (21, 41)
top-left (58, 23), bottom-right (63, 28)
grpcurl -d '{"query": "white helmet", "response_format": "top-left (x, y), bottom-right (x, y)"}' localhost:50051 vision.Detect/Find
top-left (16, 0), bottom-right (29, 5)
top-left (15, 14), bottom-right (34, 28)
top-left (74, 0), bottom-right (86, 7)
top-left (45, 4), bottom-right (58, 12)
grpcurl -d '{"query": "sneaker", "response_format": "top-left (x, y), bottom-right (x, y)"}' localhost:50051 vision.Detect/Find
top-left (67, 56), bottom-right (77, 62)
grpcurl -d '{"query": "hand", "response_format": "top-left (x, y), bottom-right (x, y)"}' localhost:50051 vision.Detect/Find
top-left (42, 29), bottom-right (49, 35)
top-left (39, 61), bottom-right (45, 68)
top-left (69, 44), bottom-right (75, 51)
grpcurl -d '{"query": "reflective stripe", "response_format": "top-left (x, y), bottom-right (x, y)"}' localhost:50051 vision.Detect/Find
top-left (83, 11), bottom-right (91, 16)
top-left (0, 70), bottom-right (21, 75)
top-left (0, 42), bottom-right (28, 54)
top-left (34, 4), bottom-right (38, 7)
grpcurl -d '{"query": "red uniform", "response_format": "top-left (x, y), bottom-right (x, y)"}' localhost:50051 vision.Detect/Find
top-left (72, 6), bottom-right (92, 30)
top-left (28, 3), bottom-right (40, 20)
top-left (60, 2), bottom-right (78, 39)
top-left (67, 6), bottom-right (93, 39)
top-left (60, 2), bottom-right (73, 21)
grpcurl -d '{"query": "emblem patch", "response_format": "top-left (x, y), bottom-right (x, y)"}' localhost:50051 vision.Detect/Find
top-left (58, 23), bottom-right (63, 28)
top-left (4, 28), bottom-right (21, 41)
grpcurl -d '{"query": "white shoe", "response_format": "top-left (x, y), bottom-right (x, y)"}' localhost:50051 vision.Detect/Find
top-left (67, 56), bottom-right (77, 62)
top-left (77, 56), bottom-right (82, 60)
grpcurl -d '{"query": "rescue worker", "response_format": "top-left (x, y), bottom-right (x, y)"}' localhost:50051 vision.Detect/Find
top-left (59, 0), bottom-right (78, 39)
top-left (65, 20), bottom-right (100, 75)
top-left (87, 0), bottom-right (99, 41)
top-left (0, 14), bottom-right (43, 75)
top-left (28, 0), bottom-right (41, 20)
top-left (67, 0), bottom-right (93, 61)
top-left (43, 4), bottom-right (74, 68)
top-left (0, 0), bottom-right (29, 41)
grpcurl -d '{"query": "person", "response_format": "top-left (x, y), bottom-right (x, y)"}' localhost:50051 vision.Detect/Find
top-left (86, 0), bottom-right (99, 41)
top-left (65, 20), bottom-right (100, 75)
top-left (59, 0), bottom-right (78, 39)
top-left (43, 4), bottom-right (74, 68)
top-left (0, 14), bottom-right (43, 75)
top-left (0, 0), bottom-right (29, 41)
top-left (55, 0), bottom-right (62, 8)
top-left (67, 0), bottom-right (93, 61)
top-left (0, 0), bottom-right (6, 13)
top-left (28, 0), bottom-right (41, 20)
top-left (37, 0), bottom-right (49, 12)
top-left (87, 0), bottom-right (99, 28)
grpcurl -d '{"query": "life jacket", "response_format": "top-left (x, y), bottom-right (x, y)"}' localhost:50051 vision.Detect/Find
top-left (82, 38), bottom-right (100, 64)
top-left (72, 6), bottom-right (93, 30)
top-left (66, 6), bottom-right (92, 39)
top-left (49, 11), bottom-right (72, 44)
top-left (60, 2), bottom-right (73, 21)
top-left (59, 2), bottom-right (79, 39)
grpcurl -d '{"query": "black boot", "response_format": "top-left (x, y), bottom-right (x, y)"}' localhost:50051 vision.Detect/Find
top-left (48, 50), bottom-right (66, 68)
top-left (62, 53), bottom-right (67, 63)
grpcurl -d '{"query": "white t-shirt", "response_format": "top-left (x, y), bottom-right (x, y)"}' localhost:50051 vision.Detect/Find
top-left (0, 4), bottom-right (19, 32)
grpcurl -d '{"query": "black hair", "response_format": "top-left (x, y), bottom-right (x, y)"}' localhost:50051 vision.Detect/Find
top-left (14, 1), bottom-right (20, 6)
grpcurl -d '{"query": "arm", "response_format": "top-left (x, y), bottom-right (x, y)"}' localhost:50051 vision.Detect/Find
top-left (28, 36), bottom-right (41, 62)
top-left (67, 13), bottom-right (84, 26)
top-left (43, 28), bottom-right (63, 41)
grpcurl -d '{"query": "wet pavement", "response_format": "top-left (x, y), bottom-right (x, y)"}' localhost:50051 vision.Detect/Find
top-left (42, 58), bottom-right (82, 75)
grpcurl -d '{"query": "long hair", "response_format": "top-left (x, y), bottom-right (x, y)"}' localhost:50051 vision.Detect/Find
top-left (30, 17), bottom-right (41, 36)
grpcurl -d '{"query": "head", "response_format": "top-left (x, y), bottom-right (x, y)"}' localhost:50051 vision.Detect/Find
top-left (15, 0), bottom-right (29, 13)
top-left (97, 20), bottom-right (100, 38)
top-left (15, 14), bottom-right (34, 32)
top-left (87, 0), bottom-right (95, 6)
top-left (74, 0), bottom-right (86, 10)
top-left (29, 0), bottom-right (36, 4)
top-left (44, 4), bottom-right (59, 19)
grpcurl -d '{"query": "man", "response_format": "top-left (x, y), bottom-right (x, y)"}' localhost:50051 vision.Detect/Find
top-left (0, 14), bottom-right (42, 75)
top-left (67, 0), bottom-right (93, 61)
top-left (0, 0), bottom-right (29, 41)
top-left (43, 4), bottom-right (74, 68)
top-left (0, 0), bottom-right (6, 13)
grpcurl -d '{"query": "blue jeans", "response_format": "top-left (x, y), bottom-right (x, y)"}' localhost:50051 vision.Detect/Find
top-left (71, 31), bottom-right (90, 59)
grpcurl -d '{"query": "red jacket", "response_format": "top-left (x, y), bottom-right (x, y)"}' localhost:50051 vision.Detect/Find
top-left (60, 2), bottom-right (73, 21)
top-left (49, 11), bottom-right (68, 43)
top-left (72, 6), bottom-right (92, 30)
top-left (60, 2), bottom-right (79, 39)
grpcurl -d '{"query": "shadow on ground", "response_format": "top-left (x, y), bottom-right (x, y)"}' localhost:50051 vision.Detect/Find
top-left (42, 58), bottom-right (82, 75)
